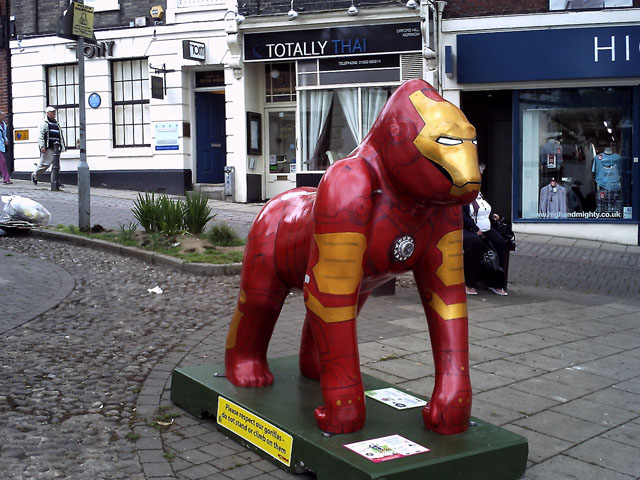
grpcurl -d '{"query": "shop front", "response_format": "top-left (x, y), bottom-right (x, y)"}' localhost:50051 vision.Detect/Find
top-left (442, 11), bottom-right (640, 245)
top-left (238, 20), bottom-right (426, 200)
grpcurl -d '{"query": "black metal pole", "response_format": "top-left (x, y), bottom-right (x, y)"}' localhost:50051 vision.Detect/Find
top-left (50, 142), bottom-right (61, 191)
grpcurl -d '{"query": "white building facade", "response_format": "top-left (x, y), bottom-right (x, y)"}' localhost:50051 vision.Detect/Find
top-left (9, 0), bottom-right (438, 202)
top-left (11, 1), bottom-right (232, 195)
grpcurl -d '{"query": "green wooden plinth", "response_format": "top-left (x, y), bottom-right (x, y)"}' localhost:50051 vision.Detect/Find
top-left (171, 356), bottom-right (528, 479)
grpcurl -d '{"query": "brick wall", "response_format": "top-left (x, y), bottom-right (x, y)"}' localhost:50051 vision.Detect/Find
top-left (241, 0), bottom-right (640, 17)
top-left (9, 0), bottom-right (168, 36)
top-left (241, 0), bottom-right (396, 16)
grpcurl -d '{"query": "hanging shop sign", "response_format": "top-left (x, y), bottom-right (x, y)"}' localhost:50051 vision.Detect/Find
top-left (183, 40), bottom-right (206, 61)
top-left (457, 25), bottom-right (640, 83)
top-left (244, 22), bottom-right (421, 62)
top-left (151, 76), bottom-right (164, 99)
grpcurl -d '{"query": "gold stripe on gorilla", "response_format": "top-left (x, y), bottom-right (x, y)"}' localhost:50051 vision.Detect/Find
top-left (304, 289), bottom-right (357, 323)
top-left (225, 289), bottom-right (247, 349)
top-left (435, 230), bottom-right (465, 286)
top-left (312, 232), bottom-right (367, 295)
top-left (225, 308), bottom-right (244, 349)
top-left (427, 290), bottom-right (467, 321)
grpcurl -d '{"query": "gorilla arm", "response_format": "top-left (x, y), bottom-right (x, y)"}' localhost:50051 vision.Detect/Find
top-left (412, 211), bottom-right (472, 435)
top-left (302, 158), bottom-right (374, 433)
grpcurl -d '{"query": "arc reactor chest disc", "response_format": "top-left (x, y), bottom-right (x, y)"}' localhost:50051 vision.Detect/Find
top-left (393, 235), bottom-right (415, 262)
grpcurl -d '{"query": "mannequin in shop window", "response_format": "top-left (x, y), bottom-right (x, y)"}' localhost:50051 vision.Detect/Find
top-left (539, 178), bottom-right (567, 217)
top-left (592, 145), bottom-right (622, 213)
top-left (540, 137), bottom-right (563, 186)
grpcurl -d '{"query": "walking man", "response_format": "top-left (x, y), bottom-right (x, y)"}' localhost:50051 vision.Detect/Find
top-left (32, 106), bottom-right (66, 185)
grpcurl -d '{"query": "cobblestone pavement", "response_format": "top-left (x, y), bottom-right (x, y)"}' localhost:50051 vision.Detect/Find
top-left (0, 236), bottom-right (241, 479)
top-left (1, 180), bottom-right (639, 479)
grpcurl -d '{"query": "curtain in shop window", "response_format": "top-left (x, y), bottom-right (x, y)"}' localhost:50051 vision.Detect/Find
top-left (301, 90), bottom-right (333, 169)
top-left (362, 88), bottom-right (389, 137)
top-left (521, 110), bottom-right (543, 218)
top-left (337, 89), bottom-right (359, 144)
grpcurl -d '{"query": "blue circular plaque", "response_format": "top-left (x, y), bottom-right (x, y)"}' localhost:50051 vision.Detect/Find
top-left (88, 93), bottom-right (101, 109)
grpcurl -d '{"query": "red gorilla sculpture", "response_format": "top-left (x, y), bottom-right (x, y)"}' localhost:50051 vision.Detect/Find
top-left (225, 79), bottom-right (481, 435)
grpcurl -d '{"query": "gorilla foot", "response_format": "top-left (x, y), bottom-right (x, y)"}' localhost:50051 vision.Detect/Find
top-left (422, 386), bottom-right (471, 435)
top-left (314, 400), bottom-right (365, 434)
top-left (225, 353), bottom-right (274, 387)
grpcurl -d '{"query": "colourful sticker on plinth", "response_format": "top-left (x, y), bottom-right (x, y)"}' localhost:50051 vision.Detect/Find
top-left (217, 397), bottom-right (293, 467)
top-left (364, 387), bottom-right (427, 410)
top-left (344, 434), bottom-right (430, 463)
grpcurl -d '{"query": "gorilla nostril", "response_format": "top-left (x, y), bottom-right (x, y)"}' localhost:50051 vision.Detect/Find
top-left (429, 161), bottom-right (453, 183)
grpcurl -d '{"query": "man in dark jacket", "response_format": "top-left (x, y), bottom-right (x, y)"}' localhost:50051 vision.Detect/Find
top-left (32, 106), bottom-right (66, 185)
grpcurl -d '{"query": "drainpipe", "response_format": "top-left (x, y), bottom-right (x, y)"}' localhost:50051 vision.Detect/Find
top-left (421, 1), bottom-right (446, 93)
top-left (435, 2), bottom-right (446, 93)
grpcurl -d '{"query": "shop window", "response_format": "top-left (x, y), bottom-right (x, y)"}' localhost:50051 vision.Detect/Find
top-left (46, 64), bottom-right (79, 150)
top-left (300, 86), bottom-right (393, 171)
top-left (266, 62), bottom-right (296, 103)
top-left (111, 59), bottom-right (150, 147)
top-left (518, 87), bottom-right (632, 221)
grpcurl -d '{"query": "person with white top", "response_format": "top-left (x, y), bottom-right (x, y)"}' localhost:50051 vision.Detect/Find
top-left (462, 164), bottom-right (508, 296)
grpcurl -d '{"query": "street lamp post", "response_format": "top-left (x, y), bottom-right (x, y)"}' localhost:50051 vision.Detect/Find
top-left (76, 7), bottom-right (90, 231)
top-left (56, 1), bottom-right (92, 229)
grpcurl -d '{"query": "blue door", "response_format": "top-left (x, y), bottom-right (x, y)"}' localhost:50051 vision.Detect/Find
top-left (196, 92), bottom-right (226, 183)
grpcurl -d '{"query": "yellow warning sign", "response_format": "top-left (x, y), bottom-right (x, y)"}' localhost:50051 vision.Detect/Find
top-left (72, 2), bottom-right (94, 39)
top-left (217, 397), bottom-right (293, 466)
top-left (14, 129), bottom-right (29, 141)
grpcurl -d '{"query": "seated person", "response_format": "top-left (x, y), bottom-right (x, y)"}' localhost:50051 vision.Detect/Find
top-left (462, 191), bottom-right (508, 296)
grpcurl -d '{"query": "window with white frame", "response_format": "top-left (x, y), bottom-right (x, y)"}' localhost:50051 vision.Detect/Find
top-left (265, 62), bottom-right (296, 103)
top-left (84, 0), bottom-right (120, 12)
top-left (178, 0), bottom-right (225, 7)
top-left (111, 59), bottom-right (150, 147)
top-left (46, 64), bottom-right (79, 150)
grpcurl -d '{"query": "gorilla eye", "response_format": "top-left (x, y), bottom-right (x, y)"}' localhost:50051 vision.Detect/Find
top-left (436, 136), bottom-right (463, 146)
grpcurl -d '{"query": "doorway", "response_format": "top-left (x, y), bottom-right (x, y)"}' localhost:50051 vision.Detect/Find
top-left (195, 91), bottom-right (226, 184)
top-left (461, 90), bottom-right (513, 220)
top-left (265, 108), bottom-right (297, 198)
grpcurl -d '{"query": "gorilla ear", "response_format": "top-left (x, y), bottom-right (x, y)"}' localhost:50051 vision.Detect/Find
top-left (388, 116), bottom-right (410, 145)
